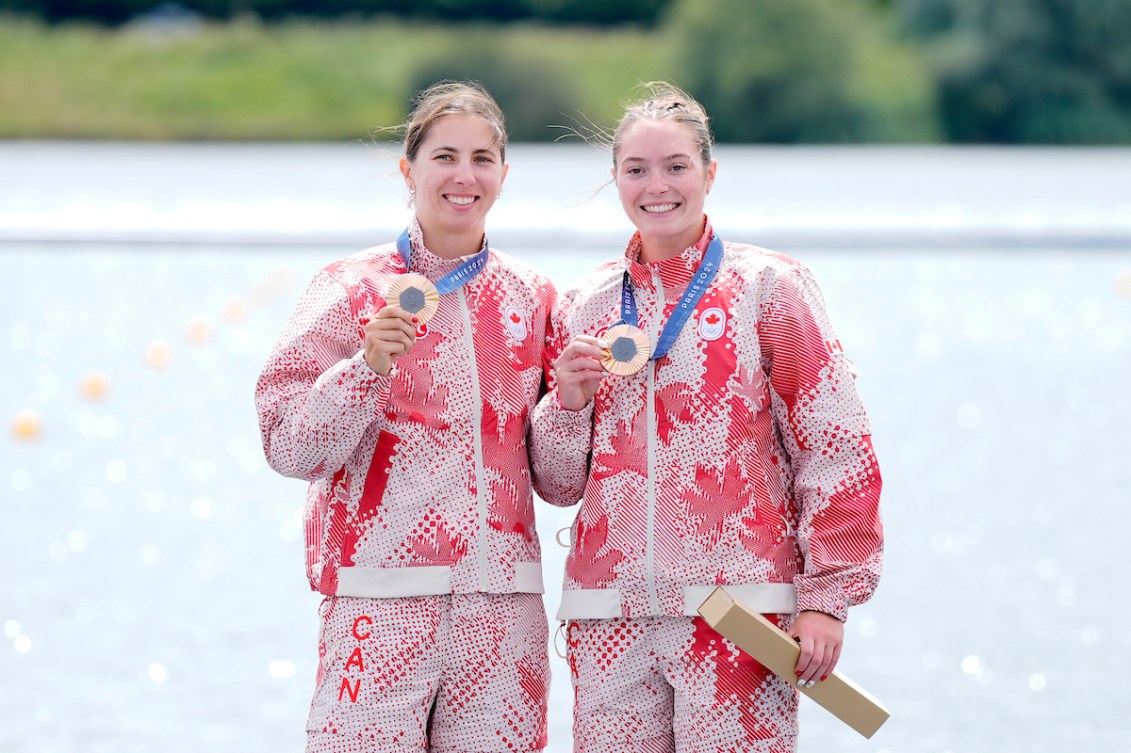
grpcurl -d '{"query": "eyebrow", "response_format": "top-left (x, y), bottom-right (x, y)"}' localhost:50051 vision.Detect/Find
top-left (429, 144), bottom-right (500, 156)
top-left (621, 153), bottom-right (693, 163)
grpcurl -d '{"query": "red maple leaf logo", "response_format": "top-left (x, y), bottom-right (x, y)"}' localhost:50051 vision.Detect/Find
top-left (510, 311), bottom-right (522, 323)
top-left (706, 313), bottom-right (720, 325)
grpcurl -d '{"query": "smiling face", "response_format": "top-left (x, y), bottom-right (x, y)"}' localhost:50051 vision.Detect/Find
top-left (614, 118), bottom-right (717, 262)
top-left (400, 112), bottom-right (508, 257)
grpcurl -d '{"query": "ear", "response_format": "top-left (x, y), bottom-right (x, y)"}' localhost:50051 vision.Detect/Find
top-left (399, 156), bottom-right (414, 191)
top-left (500, 161), bottom-right (509, 189)
top-left (705, 159), bottom-right (718, 194)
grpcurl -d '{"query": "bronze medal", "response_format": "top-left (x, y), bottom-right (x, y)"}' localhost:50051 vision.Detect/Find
top-left (600, 324), bottom-right (651, 376)
top-left (387, 273), bottom-right (441, 324)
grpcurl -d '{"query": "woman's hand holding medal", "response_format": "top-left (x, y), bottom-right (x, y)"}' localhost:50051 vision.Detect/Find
top-left (363, 269), bottom-right (443, 376)
top-left (363, 305), bottom-right (419, 376)
top-left (553, 335), bottom-right (608, 410)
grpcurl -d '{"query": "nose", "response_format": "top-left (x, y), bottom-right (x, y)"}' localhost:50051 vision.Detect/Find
top-left (647, 172), bottom-right (668, 194)
top-left (453, 158), bottom-right (475, 185)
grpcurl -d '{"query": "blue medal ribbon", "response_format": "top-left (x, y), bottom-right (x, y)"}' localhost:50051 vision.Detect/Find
top-left (618, 234), bottom-right (724, 360)
top-left (397, 228), bottom-right (489, 295)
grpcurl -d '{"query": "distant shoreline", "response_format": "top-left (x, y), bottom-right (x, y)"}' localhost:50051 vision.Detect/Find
top-left (4, 229), bottom-right (1130, 251)
top-left (3, 142), bottom-right (1129, 250)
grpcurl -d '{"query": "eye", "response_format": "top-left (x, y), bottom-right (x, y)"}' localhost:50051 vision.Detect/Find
top-left (474, 154), bottom-right (496, 164)
top-left (626, 167), bottom-right (644, 175)
top-left (434, 153), bottom-right (455, 162)
top-left (670, 163), bottom-right (688, 172)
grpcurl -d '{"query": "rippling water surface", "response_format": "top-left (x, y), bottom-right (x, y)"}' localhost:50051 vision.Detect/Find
top-left (2, 144), bottom-right (1130, 753)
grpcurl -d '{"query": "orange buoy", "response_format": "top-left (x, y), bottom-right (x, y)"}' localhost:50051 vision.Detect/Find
top-left (223, 297), bottom-right (248, 324)
top-left (145, 340), bottom-right (172, 369)
top-left (185, 315), bottom-right (212, 345)
top-left (11, 409), bottom-right (41, 441)
top-left (79, 370), bottom-right (110, 401)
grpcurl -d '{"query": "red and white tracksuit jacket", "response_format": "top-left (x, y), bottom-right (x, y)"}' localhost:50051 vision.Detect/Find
top-left (531, 222), bottom-right (883, 621)
top-left (256, 223), bottom-right (556, 598)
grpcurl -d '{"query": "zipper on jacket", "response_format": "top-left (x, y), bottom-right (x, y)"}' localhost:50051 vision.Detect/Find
top-left (644, 274), bottom-right (664, 615)
top-left (460, 288), bottom-right (489, 591)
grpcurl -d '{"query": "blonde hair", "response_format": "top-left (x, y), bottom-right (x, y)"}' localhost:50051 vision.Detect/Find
top-left (612, 81), bottom-right (714, 168)
top-left (402, 80), bottom-right (508, 162)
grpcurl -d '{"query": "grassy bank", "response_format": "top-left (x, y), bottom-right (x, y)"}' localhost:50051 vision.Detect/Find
top-left (0, 16), bottom-right (668, 140)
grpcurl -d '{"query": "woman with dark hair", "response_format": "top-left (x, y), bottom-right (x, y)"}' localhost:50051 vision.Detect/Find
top-left (257, 81), bottom-right (554, 753)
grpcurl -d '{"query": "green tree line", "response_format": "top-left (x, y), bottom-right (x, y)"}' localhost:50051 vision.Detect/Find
top-left (1, 0), bottom-right (1129, 143)
top-left (0, 0), bottom-right (674, 26)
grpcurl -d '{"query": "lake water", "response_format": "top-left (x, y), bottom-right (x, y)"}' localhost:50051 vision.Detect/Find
top-left (2, 143), bottom-right (1130, 753)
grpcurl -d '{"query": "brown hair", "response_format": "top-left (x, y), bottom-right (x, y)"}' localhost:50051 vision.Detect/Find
top-left (402, 80), bottom-right (508, 162)
top-left (612, 81), bottom-right (714, 168)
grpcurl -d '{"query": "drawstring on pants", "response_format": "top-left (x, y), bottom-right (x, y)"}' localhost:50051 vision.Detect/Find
top-left (554, 621), bottom-right (568, 659)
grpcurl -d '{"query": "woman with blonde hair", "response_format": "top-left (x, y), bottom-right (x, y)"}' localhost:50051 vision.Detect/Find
top-left (532, 82), bottom-right (884, 753)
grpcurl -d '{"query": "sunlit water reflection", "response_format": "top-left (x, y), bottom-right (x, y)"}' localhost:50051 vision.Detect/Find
top-left (2, 144), bottom-right (1130, 753)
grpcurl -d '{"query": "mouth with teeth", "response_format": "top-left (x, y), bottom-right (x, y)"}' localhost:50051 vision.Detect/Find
top-left (642, 202), bottom-right (679, 214)
top-left (446, 194), bottom-right (477, 206)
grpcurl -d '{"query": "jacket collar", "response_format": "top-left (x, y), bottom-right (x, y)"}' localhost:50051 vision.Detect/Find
top-left (623, 217), bottom-right (715, 292)
top-left (406, 216), bottom-right (490, 279)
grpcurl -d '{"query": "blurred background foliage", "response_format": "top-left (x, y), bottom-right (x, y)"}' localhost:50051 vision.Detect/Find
top-left (1, 0), bottom-right (1129, 143)
top-left (899, 0), bottom-right (1131, 143)
top-left (669, 0), bottom-right (938, 143)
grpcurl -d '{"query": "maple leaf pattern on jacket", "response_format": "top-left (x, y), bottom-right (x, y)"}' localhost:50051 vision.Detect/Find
top-left (530, 223), bottom-right (882, 619)
top-left (388, 325), bottom-right (452, 433)
top-left (258, 232), bottom-right (558, 598)
top-left (406, 518), bottom-right (469, 565)
top-left (655, 381), bottom-right (695, 443)
top-left (683, 455), bottom-right (759, 547)
top-left (483, 399), bottom-right (534, 541)
top-left (590, 420), bottom-right (646, 484)
top-left (467, 264), bottom-right (544, 408)
top-left (730, 364), bottom-right (769, 415)
top-left (469, 266), bottom-right (544, 545)
top-left (566, 513), bottom-right (625, 586)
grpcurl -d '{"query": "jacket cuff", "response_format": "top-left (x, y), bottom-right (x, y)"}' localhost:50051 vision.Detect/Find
top-left (793, 576), bottom-right (849, 622)
top-left (537, 388), bottom-right (594, 435)
top-left (313, 350), bottom-right (392, 407)
top-left (351, 350), bottom-right (390, 387)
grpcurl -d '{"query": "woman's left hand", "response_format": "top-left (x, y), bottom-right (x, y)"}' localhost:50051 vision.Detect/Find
top-left (789, 610), bottom-right (844, 687)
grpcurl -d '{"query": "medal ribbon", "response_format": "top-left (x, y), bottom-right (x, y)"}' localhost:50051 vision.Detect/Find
top-left (618, 234), bottom-right (724, 360)
top-left (397, 228), bottom-right (489, 295)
